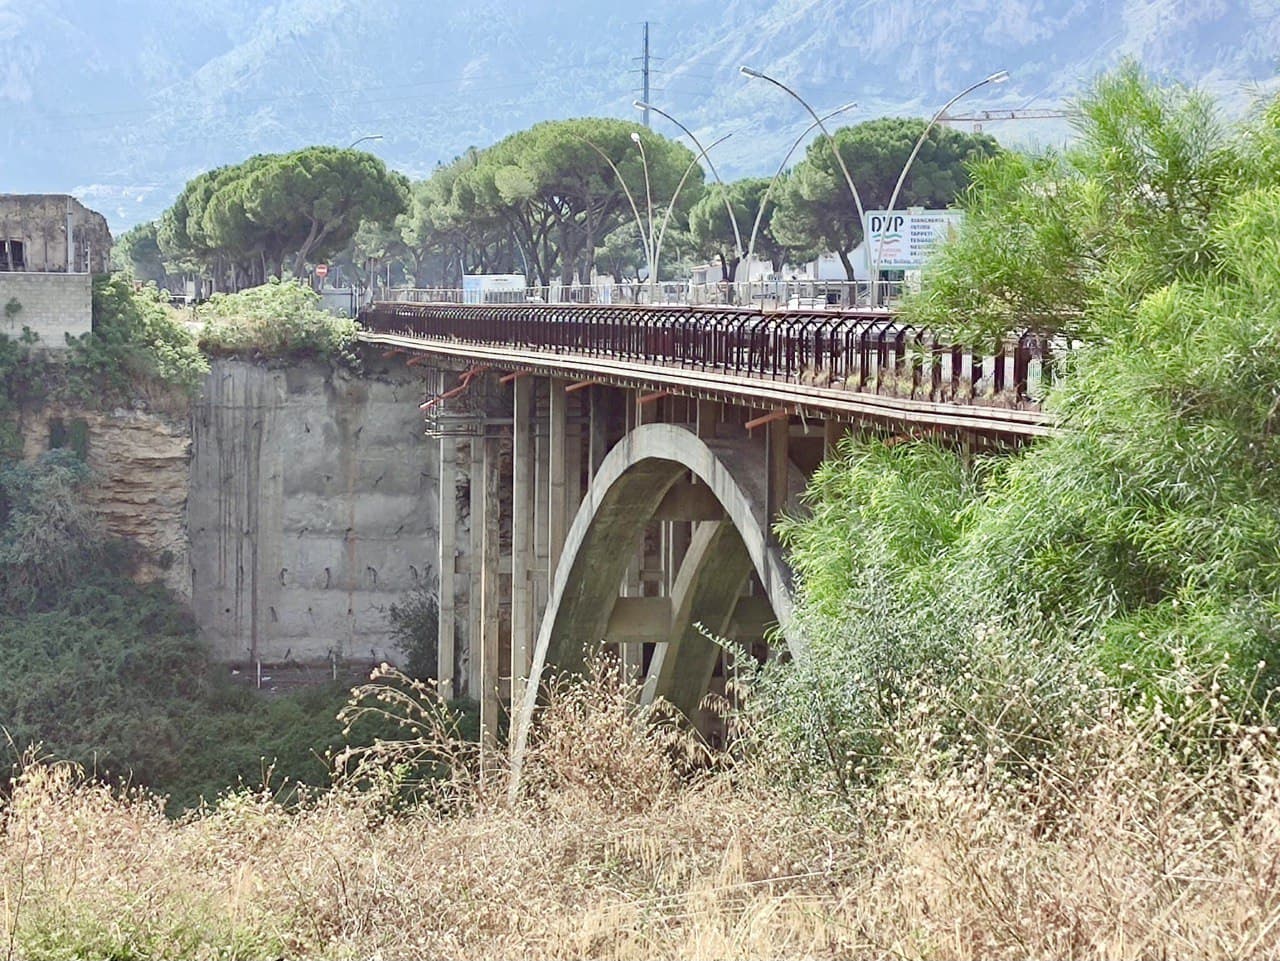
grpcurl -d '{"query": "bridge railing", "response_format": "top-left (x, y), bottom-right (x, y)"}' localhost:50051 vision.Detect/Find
top-left (361, 302), bottom-right (1052, 407)
top-left (381, 279), bottom-right (908, 309)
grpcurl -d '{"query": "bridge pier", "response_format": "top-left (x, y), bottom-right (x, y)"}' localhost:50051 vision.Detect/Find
top-left (427, 372), bottom-right (809, 736)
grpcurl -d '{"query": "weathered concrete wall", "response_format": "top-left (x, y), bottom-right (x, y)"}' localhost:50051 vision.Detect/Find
top-left (188, 358), bottom-right (437, 664)
top-left (0, 273), bottom-right (92, 345)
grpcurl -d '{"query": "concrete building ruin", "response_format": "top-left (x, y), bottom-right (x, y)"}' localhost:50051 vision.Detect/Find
top-left (0, 194), bottom-right (112, 347)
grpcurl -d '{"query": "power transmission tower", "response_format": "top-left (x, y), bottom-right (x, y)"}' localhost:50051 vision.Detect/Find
top-left (641, 22), bottom-right (651, 127)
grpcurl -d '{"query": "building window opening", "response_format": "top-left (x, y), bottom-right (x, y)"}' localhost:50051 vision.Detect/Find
top-left (0, 240), bottom-right (25, 271)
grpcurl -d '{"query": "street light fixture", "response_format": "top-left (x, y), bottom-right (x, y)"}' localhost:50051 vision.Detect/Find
top-left (740, 65), bottom-right (869, 247)
top-left (573, 134), bottom-right (653, 297)
top-left (870, 70), bottom-right (1009, 303)
top-left (573, 130), bottom-right (719, 303)
top-left (746, 100), bottom-right (858, 272)
top-left (346, 135), bottom-right (384, 149)
top-left (634, 100), bottom-right (744, 267)
top-left (630, 132), bottom-right (658, 300)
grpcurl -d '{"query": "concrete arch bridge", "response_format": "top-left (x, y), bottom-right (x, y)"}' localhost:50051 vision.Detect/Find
top-left (359, 301), bottom-right (1053, 758)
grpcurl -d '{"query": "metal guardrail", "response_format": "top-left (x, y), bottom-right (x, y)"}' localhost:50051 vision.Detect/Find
top-left (361, 302), bottom-right (1051, 408)
top-left (381, 280), bottom-right (908, 309)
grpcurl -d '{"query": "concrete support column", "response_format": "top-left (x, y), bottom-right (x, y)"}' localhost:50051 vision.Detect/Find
top-left (696, 399), bottom-right (719, 440)
top-left (766, 415), bottom-right (790, 528)
top-left (510, 376), bottom-right (534, 708)
top-left (548, 378), bottom-right (568, 593)
top-left (467, 437), bottom-right (484, 698)
top-left (565, 389), bottom-right (583, 521)
top-left (437, 435), bottom-right (457, 699)
top-left (588, 386), bottom-right (609, 480)
top-left (823, 417), bottom-right (845, 458)
top-left (479, 432), bottom-right (501, 763)
top-left (533, 381), bottom-right (550, 632)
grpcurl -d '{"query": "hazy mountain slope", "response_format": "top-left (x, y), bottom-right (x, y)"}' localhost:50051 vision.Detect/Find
top-left (2, 0), bottom-right (1275, 231)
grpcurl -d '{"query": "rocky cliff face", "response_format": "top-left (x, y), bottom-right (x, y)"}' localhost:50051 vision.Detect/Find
top-left (17, 354), bottom-right (442, 666)
top-left (21, 403), bottom-right (192, 596)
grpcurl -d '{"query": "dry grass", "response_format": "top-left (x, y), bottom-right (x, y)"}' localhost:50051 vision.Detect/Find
top-left (4, 664), bottom-right (1280, 959)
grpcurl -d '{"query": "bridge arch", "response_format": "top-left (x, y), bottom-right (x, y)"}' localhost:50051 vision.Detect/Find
top-left (510, 422), bottom-right (806, 769)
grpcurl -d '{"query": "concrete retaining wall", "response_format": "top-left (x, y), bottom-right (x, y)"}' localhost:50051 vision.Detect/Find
top-left (188, 358), bottom-right (438, 664)
top-left (0, 272), bottom-right (92, 346)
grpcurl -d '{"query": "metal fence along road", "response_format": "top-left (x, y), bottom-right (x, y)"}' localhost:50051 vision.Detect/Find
top-left (360, 301), bottom-right (1052, 410)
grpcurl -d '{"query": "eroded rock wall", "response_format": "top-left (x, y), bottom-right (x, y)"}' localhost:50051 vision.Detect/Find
top-left (20, 404), bottom-right (191, 595)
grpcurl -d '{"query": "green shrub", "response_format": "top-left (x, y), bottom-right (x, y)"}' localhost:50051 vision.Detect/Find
top-left (387, 583), bottom-right (439, 680)
top-left (197, 279), bottom-right (360, 368)
top-left (0, 449), bottom-right (105, 611)
top-left (64, 276), bottom-right (207, 404)
top-left (0, 328), bottom-right (49, 457)
top-left (761, 71), bottom-right (1280, 800)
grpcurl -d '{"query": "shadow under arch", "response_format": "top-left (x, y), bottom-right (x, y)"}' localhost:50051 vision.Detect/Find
top-left (509, 422), bottom-right (806, 789)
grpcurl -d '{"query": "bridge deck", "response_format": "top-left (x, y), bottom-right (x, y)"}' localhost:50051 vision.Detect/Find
top-left (360, 302), bottom-right (1054, 438)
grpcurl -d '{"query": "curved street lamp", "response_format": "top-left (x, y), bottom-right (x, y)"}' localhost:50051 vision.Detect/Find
top-left (346, 135), bottom-right (384, 150)
top-left (652, 133), bottom-right (732, 286)
top-left (630, 132), bottom-right (657, 299)
top-left (740, 66), bottom-right (869, 243)
top-left (870, 70), bottom-right (1009, 302)
top-left (572, 134), bottom-right (654, 296)
top-left (746, 100), bottom-right (859, 271)
top-left (634, 100), bottom-right (744, 266)
top-left (572, 131), bottom-right (720, 302)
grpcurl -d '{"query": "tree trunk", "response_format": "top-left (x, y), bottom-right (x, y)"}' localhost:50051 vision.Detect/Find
top-left (838, 248), bottom-right (856, 281)
top-left (292, 217), bottom-right (322, 277)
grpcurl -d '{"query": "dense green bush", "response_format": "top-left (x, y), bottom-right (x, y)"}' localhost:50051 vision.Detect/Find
top-left (387, 583), bottom-right (440, 680)
top-left (197, 279), bottom-right (359, 367)
top-left (0, 449), bottom-right (105, 611)
top-left (66, 276), bottom-right (208, 402)
top-left (0, 328), bottom-right (49, 456)
top-left (760, 69), bottom-right (1280, 799)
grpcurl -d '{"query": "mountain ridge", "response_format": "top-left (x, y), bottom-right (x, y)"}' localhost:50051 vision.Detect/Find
top-left (2, 0), bottom-right (1275, 231)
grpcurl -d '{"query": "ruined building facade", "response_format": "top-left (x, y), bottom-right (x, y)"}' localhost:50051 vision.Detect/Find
top-left (0, 195), bottom-right (113, 346)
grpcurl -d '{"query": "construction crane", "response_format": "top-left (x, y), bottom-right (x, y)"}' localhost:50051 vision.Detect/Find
top-left (938, 108), bottom-right (1068, 133)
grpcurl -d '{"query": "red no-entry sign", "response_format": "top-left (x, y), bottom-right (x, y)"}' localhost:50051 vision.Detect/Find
top-left (315, 264), bottom-right (328, 278)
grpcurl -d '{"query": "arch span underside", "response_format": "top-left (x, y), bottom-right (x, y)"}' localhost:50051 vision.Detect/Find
top-left (511, 423), bottom-right (807, 768)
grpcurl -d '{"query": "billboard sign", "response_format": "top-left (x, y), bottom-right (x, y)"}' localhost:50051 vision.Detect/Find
top-left (863, 209), bottom-right (963, 270)
top-left (462, 273), bottom-right (527, 304)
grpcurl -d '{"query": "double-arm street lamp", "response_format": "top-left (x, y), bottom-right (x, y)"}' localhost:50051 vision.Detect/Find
top-left (746, 100), bottom-right (858, 271)
top-left (740, 66), bottom-right (869, 249)
top-left (574, 130), bottom-right (723, 302)
top-left (634, 101), bottom-right (745, 272)
top-left (870, 70), bottom-right (1009, 301)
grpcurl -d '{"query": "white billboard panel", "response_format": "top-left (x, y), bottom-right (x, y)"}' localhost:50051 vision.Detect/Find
top-left (863, 209), bottom-right (963, 270)
top-left (462, 273), bottom-right (527, 304)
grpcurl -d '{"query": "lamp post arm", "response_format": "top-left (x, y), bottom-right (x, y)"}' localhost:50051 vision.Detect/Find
top-left (873, 72), bottom-right (1008, 290)
top-left (573, 134), bottom-right (653, 289)
top-left (654, 133), bottom-right (733, 276)
top-left (632, 137), bottom-right (657, 290)
top-left (638, 101), bottom-right (744, 263)
top-left (741, 68), bottom-right (867, 232)
top-left (746, 101), bottom-right (858, 268)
